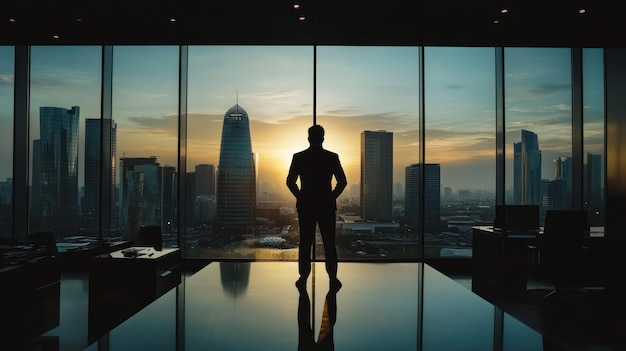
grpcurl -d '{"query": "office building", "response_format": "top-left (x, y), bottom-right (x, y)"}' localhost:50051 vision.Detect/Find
top-left (29, 106), bottom-right (80, 234)
top-left (195, 164), bottom-right (216, 196)
top-left (405, 163), bottom-right (441, 233)
top-left (513, 129), bottom-right (541, 205)
top-left (83, 119), bottom-right (117, 228)
top-left (119, 156), bottom-right (161, 240)
top-left (216, 104), bottom-right (256, 232)
top-left (361, 130), bottom-right (393, 222)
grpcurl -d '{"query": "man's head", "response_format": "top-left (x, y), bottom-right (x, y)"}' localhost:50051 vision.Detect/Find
top-left (308, 125), bottom-right (324, 146)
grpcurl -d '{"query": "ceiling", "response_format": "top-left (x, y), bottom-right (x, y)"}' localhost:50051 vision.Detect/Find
top-left (2, 0), bottom-right (625, 47)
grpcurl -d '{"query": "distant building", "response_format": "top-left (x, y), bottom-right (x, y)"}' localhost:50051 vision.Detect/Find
top-left (405, 163), bottom-right (441, 233)
top-left (216, 104), bottom-right (256, 232)
top-left (195, 164), bottom-right (216, 196)
top-left (119, 156), bottom-right (161, 239)
top-left (84, 119), bottom-right (117, 224)
top-left (361, 130), bottom-right (393, 222)
top-left (38, 106), bottom-right (80, 216)
top-left (0, 178), bottom-right (11, 206)
top-left (514, 129), bottom-right (541, 205)
top-left (31, 106), bottom-right (81, 234)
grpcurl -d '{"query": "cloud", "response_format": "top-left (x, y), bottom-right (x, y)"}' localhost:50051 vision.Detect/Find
top-left (527, 84), bottom-right (570, 96)
top-left (0, 74), bottom-right (14, 86)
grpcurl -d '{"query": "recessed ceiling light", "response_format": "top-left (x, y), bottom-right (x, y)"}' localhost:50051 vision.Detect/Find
top-left (170, 17), bottom-right (176, 23)
top-left (76, 18), bottom-right (83, 22)
top-left (52, 34), bottom-right (60, 39)
top-left (299, 16), bottom-right (305, 21)
top-left (294, 4), bottom-right (300, 9)
top-left (9, 18), bottom-right (16, 23)
top-left (493, 19), bottom-right (500, 24)
top-left (579, 8), bottom-right (586, 14)
top-left (500, 9), bottom-right (508, 14)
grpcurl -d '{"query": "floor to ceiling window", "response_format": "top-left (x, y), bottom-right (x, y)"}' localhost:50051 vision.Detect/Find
top-left (28, 46), bottom-right (101, 239)
top-left (582, 48), bottom-right (605, 229)
top-left (504, 48), bottom-right (573, 224)
top-left (424, 47), bottom-right (496, 259)
top-left (185, 46), bottom-right (313, 259)
top-left (0, 46), bottom-right (14, 238)
top-left (112, 46), bottom-right (179, 243)
top-left (316, 46), bottom-right (420, 260)
top-left (2, 45), bottom-right (609, 259)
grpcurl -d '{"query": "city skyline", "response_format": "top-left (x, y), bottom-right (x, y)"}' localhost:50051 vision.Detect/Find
top-left (0, 46), bottom-right (605, 193)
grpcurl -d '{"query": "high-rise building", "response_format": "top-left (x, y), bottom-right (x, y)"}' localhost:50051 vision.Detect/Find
top-left (405, 163), bottom-right (441, 233)
top-left (513, 129), bottom-right (542, 205)
top-left (195, 164), bottom-right (216, 196)
top-left (161, 165), bottom-right (177, 233)
top-left (361, 130), bottom-right (393, 222)
top-left (0, 178), bottom-right (11, 206)
top-left (84, 119), bottom-right (117, 224)
top-left (216, 104), bottom-right (256, 232)
top-left (38, 106), bottom-right (80, 216)
top-left (119, 156), bottom-right (161, 239)
top-left (28, 107), bottom-right (81, 234)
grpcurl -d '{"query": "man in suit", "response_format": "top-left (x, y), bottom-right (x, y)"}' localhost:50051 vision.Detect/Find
top-left (287, 125), bottom-right (347, 290)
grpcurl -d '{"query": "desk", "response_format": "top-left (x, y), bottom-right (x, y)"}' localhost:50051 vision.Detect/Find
top-left (0, 250), bottom-right (60, 348)
top-left (88, 247), bottom-right (181, 342)
top-left (472, 226), bottom-right (538, 300)
top-left (57, 240), bottom-right (132, 271)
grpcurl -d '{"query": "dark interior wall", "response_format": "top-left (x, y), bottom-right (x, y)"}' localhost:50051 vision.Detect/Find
top-left (605, 48), bottom-right (626, 240)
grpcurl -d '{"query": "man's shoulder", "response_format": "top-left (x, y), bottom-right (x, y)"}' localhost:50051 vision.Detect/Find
top-left (293, 148), bottom-right (339, 159)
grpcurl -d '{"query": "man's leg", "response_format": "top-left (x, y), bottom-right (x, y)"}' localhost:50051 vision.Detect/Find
top-left (318, 211), bottom-right (338, 279)
top-left (298, 213), bottom-right (316, 283)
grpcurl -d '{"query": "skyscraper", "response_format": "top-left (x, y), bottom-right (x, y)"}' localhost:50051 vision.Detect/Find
top-left (216, 104), bottom-right (256, 232)
top-left (195, 164), bottom-right (216, 196)
top-left (84, 119), bottom-right (117, 223)
top-left (405, 163), bottom-right (441, 233)
top-left (549, 156), bottom-right (572, 209)
top-left (119, 156), bottom-right (161, 239)
top-left (514, 129), bottom-right (542, 205)
top-left (39, 106), bottom-right (80, 216)
top-left (361, 130), bottom-right (393, 222)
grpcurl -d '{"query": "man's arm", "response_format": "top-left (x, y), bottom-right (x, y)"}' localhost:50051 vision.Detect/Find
top-left (332, 155), bottom-right (347, 198)
top-left (286, 155), bottom-right (300, 198)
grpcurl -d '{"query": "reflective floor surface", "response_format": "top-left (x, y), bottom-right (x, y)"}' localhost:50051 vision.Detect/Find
top-left (23, 262), bottom-right (581, 351)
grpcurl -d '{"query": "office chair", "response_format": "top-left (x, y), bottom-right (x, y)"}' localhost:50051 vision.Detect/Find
top-left (137, 225), bottom-right (162, 251)
top-left (536, 210), bottom-right (591, 301)
top-left (27, 231), bottom-right (59, 256)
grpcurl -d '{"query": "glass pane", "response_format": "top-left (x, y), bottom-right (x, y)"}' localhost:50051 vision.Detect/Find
top-left (29, 46), bottom-right (102, 239)
top-left (112, 46), bottom-right (179, 245)
top-left (424, 47), bottom-right (496, 259)
top-left (186, 46), bottom-right (313, 259)
top-left (504, 48), bottom-right (573, 224)
top-left (0, 46), bottom-right (14, 239)
top-left (317, 46), bottom-right (420, 260)
top-left (583, 48), bottom-right (605, 231)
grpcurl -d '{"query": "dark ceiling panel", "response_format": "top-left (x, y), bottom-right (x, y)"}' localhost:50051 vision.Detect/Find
top-left (1, 0), bottom-right (624, 46)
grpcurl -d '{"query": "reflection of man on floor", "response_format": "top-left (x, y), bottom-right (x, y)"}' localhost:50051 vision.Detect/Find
top-left (298, 287), bottom-right (338, 351)
top-left (287, 125), bottom-right (347, 289)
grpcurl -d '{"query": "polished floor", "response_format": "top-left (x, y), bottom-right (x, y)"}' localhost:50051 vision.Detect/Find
top-left (17, 262), bottom-right (625, 351)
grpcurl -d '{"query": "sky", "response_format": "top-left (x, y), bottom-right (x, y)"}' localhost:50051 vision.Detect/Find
top-left (0, 45), bottom-right (605, 197)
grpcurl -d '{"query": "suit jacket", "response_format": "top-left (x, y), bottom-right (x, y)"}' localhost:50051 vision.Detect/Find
top-left (287, 147), bottom-right (347, 214)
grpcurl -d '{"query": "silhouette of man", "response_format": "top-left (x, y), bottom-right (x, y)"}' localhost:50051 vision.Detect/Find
top-left (287, 125), bottom-right (347, 289)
